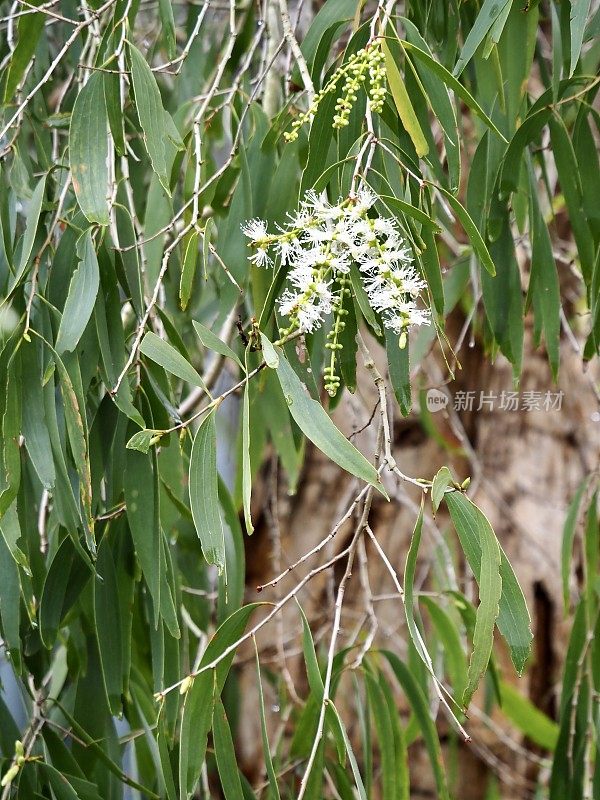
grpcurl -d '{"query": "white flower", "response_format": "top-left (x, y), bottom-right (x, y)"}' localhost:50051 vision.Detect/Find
top-left (242, 188), bottom-right (431, 339)
top-left (241, 218), bottom-right (269, 245)
top-left (348, 187), bottom-right (377, 216)
top-left (383, 304), bottom-right (431, 334)
top-left (248, 246), bottom-right (272, 268)
top-left (275, 236), bottom-right (301, 265)
top-left (278, 270), bottom-right (333, 333)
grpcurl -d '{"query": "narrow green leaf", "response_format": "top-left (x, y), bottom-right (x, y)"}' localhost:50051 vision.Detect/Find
top-left (297, 600), bottom-right (324, 697)
top-left (179, 604), bottom-right (261, 799)
top-left (158, 0), bottom-right (176, 58)
top-left (193, 320), bottom-right (243, 369)
top-left (404, 506), bottom-right (436, 673)
top-left (140, 332), bottom-right (207, 389)
top-left (453, 0), bottom-right (511, 76)
top-left (93, 536), bottom-right (123, 714)
top-left (399, 40), bottom-right (507, 141)
top-left (56, 232), bottom-right (100, 354)
top-left (445, 492), bottom-right (532, 676)
top-left (8, 175), bottom-right (46, 296)
top-left (561, 479), bottom-right (588, 611)
top-left (381, 651), bottom-right (449, 800)
top-left (124, 446), bottom-right (162, 625)
top-left (213, 696), bottom-right (245, 800)
top-left (499, 680), bottom-right (559, 751)
top-left (254, 645), bottom-right (281, 800)
top-left (458, 506), bottom-right (501, 708)
top-left (55, 355), bottom-right (94, 549)
top-left (129, 43), bottom-right (170, 191)
top-left (69, 73), bottom-right (110, 225)
top-left (241, 379), bottom-right (253, 534)
top-left (326, 703), bottom-right (368, 800)
top-left (364, 671), bottom-right (397, 800)
top-left (189, 411), bottom-right (225, 570)
top-left (3, 4), bottom-right (45, 102)
top-left (180, 231), bottom-right (198, 311)
top-left (39, 537), bottom-right (91, 648)
top-left (570, 0), bottom-right (592, 76)
top-left (272, 346), bottom-right (385, 495)
top-left (436, 185), bottom-right (496, 276)
top-left (383, 42), bottom-right (429, 158)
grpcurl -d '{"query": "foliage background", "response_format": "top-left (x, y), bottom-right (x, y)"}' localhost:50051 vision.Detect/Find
top-left (0, 0), bottom-right (599, 798)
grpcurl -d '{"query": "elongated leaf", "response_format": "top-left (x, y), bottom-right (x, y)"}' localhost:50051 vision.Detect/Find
top-left (129, 43), bottom-right (170, 191)
top-left (364, 671), bottom-right (398, 800)
top-left (420, 597), bottom-right (468, 702)
top-left (179, 604), bottom-right (261, 799)
top-left (380, 652), bottom-right (449, 800)
top-left (213, 697), bottom-right (245, 800)
top-left (93, 536), bottom-right (123, 714)
top-left (272, 347), bottom-right (385, 495)
top-left (453, 0), bottom-right (511, 76)
top-left (404, 506), bottom-right (430, 666)
top-left (436, 186), bottom-right (496, 276)
top-left (445, 492), bottom-right (532, 676)
top-left (140, 332), bottom-right (207, 389)
top-left (189, 411), bottom-right (225, 570)
top-left (70, 73), bottom-right (110, 225)
top-left (383, 43), bottom-right (429, 158)
top-left (241, 381), bottom-right (253, 534)
top-left (499, 680), bottom-right (559, 751)
top-left (56, 232), bottom-right (100, 354)
top-left (253, 644), bottom-right (281, 800)
top-left (8, 175), bottom-right (46, 296)
top-left (124, 445), bottom-right (162, 625)
top-left (193, 320), bottom-right (243, 368)
top-left (179, 231), bottom-right (198, 310)
top-left (561, 478), bottom-right (588, 611)
top-left (3, 5), bottom-right (45, 103)
top-left (570, 0), bottom-right (592, 76)
top-left (399, 40), bottom-right (507, 141)
top-left (462, 512), bottom-right (501, 708)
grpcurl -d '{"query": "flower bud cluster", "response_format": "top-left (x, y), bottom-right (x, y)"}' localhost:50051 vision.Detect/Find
top-left (284, 42), bottom-right (388, 142)
top-left (242, 188), bottom-right (430, 375)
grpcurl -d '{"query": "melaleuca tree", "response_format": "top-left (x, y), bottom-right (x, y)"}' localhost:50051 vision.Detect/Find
top-left (0, 0), bottom-right (599, 798)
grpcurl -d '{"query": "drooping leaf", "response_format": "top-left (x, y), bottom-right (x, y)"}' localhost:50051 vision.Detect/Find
top-left (140, 332), bottom-right (207, 390)
top-left (445, 492), bottom-right (532, 676)
top-left (189, 411), bottom-right (225, 570)
top-left (271, 346), bottom-right (385, 495)
top-left (56, 232), bottom-right (100, 354)
top-left (69, 73), bottom-right (110, 226)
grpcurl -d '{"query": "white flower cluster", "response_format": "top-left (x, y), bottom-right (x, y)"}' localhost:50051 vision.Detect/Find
top-left (242, 189), bottom-right (430, 342)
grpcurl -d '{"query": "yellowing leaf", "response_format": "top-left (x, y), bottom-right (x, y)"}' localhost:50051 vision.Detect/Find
top-left (383, 42), bottom-right (429, 158)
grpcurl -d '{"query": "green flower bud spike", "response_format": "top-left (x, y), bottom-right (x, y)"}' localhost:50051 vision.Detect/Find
top-left (284, 42), bottom-right (388, 142)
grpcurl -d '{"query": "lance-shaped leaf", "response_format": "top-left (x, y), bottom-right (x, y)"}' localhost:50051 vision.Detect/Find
top-left (129, 43), bottom-right (170, 192)
top-left (7, 175), bottom-right (46, 297)
top-left (462, 517), bottom-right (501, 707)
top-left (383, 42), bottom-right (429, 158)
top-left (179, 604), bottom-right (261, 798)
top-left (445, 492), bottom-right (532, 677)
top-left (56, 232), bottom-right (100, 354)
top-left (140, 332), bottom-right (207, 389)
top-left (69, 72), bottom-right (110, 225)
top-left (189, 411), bottom-right (225, 571)
top-left (271, 346), bottom-right (385, 495)
top-left (381, 652), bottom-right (449, 800)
